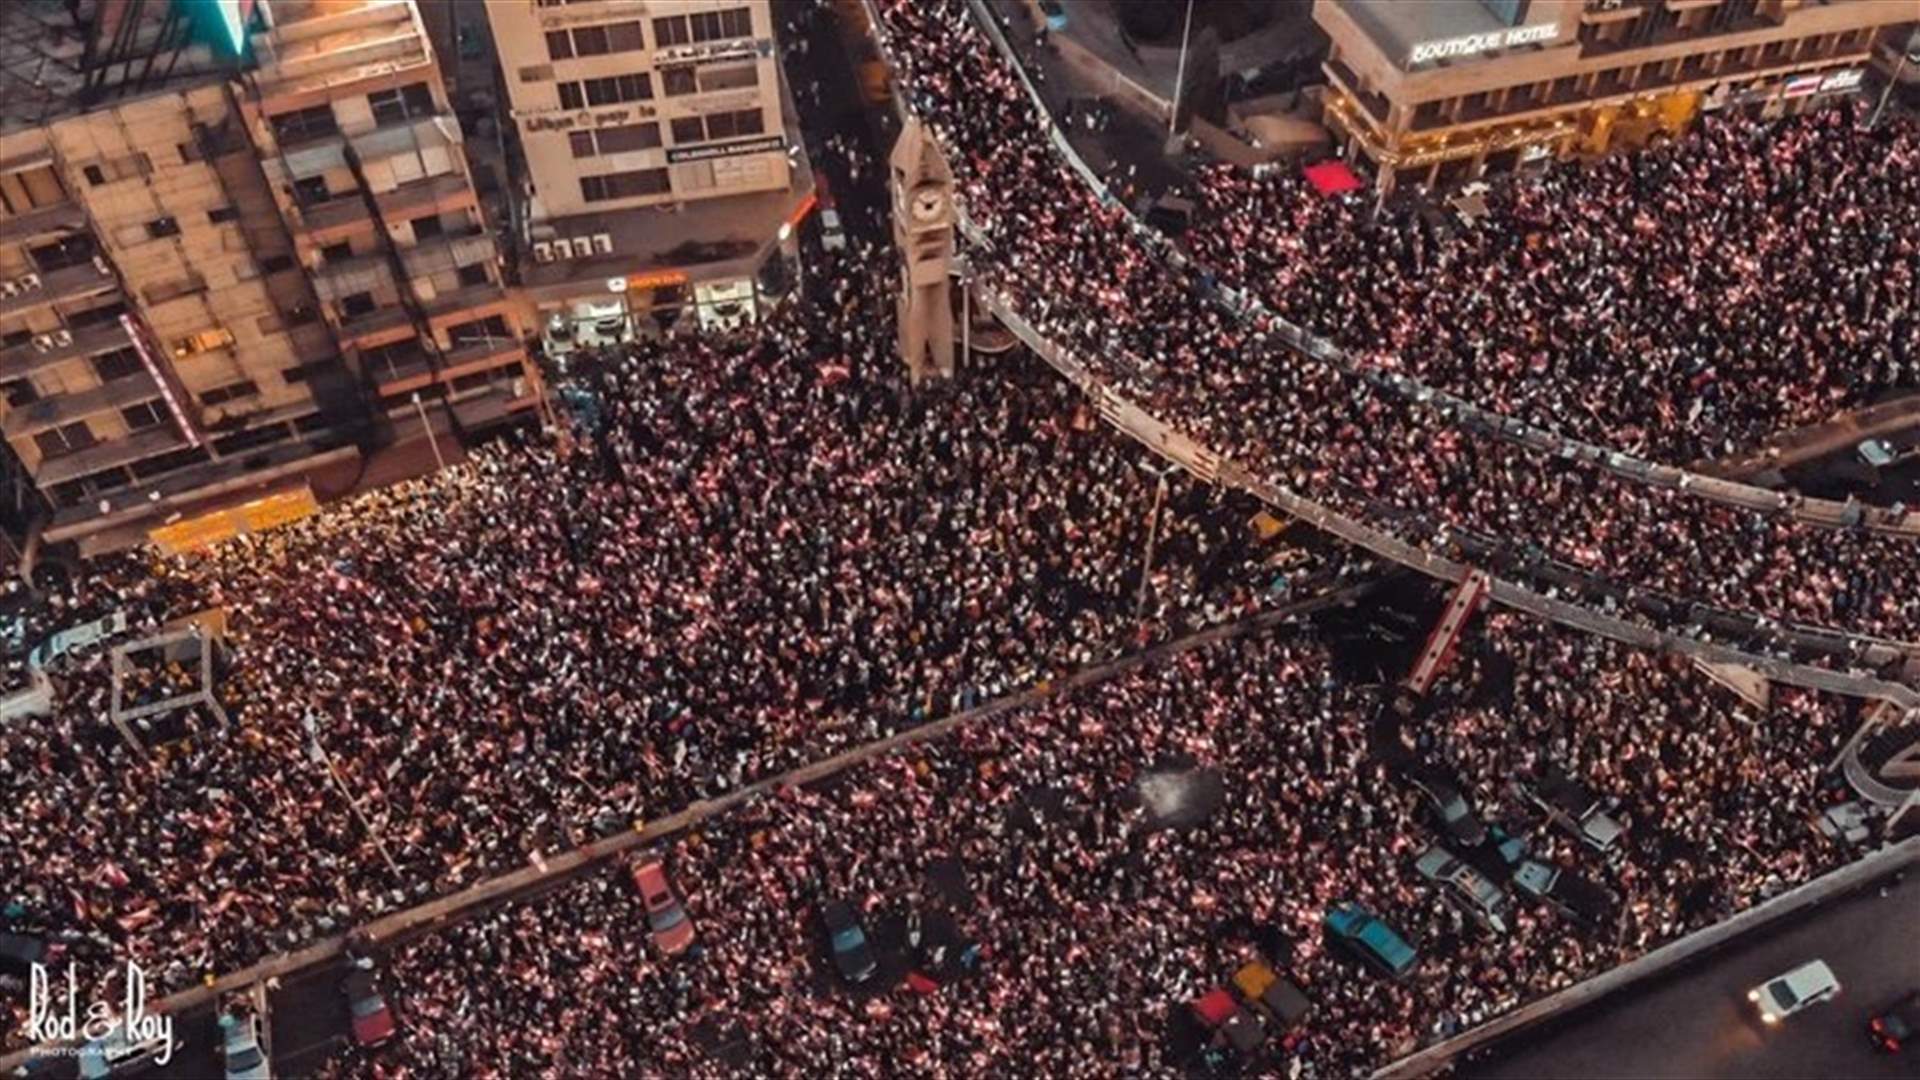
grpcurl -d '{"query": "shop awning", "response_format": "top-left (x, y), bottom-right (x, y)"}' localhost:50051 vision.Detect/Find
top-left (1303, 159), bottom-right (1365, 197)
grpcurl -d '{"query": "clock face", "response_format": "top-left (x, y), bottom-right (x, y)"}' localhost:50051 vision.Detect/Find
top-left (910, 187), bottom-right (946, 222)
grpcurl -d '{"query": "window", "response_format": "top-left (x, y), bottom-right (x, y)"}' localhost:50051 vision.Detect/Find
top-left (663, 67), bottom-right (697, 96)
top-left (653, 15), bottom-right (690, 46)
top-left (66, 301), bottom-right (126, 329)
top-left (597, 122), bottom-right (661, 153)
top-left (199, 379), bottom-right (259, 407)
top-left (270, 104), bottom-right (338, 145)
top-left (2, 380), bottom-right (38, 407)
top-left (457, 263), bottom-right (491, 287)
top-left (292, 176), bottom-right (331, 207)
top-left (91, 348), bottom-right (144, 383)
top-left (447, 315), bottom-right (511, 345)
top-left (698, 64), bottom-right (758, 93)
top-left (690, 7), bottom-right (751, 43)
top-left (606, 21), bottom-right (644, 52)
top-left (671, 116), bottom-right (705, 144)
top-left (121, 401), bottom-right (166, 431)
top-left (583, 73), bottom-right (652, 106)
top-left (322, 242), bottom-right (354, 264)
top-left (284, 301), bottom-right (318, 327)
top-left (558, 82), bottom-right (586, 110)
top-left (83, 164), bottom-right (107, 186)
top-left (280, 360), bottom-right (334, 384)
top-left (259, 253), bottom-right (296, 275)
top-left (213, 423), bottom-right (294, 457)
top-left (569, 131), bottom-right (597, 159)
top-left (1, 329), bottom-right (31, 350)
top-left (368, 83), bottom-right (435, 127)
top-left (545, 29), bottom-right (573, 60)
top-left (411, 214), bottom-right (445, 240)
top-left (579, 167), bottom-right (670, 202)
top-left (34, 421), bottom-right (95, 458)
top-left (172, 327), bottom-right (235, 357)
top-left (339, 292), bottom-right (377, 318)
top-left (704, 108), bottom-right (762, 140)
top-left (572, 25), bottom-right (610, 56)
top-left (30, 234), bottom-right (97, 272)
top-left (207, 206), bottom-right (239, 224)
top-left (131, 445), bottom-right (208, 480)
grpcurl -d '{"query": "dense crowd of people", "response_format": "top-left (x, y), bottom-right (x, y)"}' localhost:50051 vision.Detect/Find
top-left (872, 0), bottom-right (1920, 651)
top-left (1187, 105), bottom-right (1920, 464)
top-left (317, 613), bottom-right (1857, 1079)
top-left (0, 239), bottom-right (1332, 1034)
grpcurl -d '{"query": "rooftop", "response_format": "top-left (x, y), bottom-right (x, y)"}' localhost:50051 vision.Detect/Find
top-left (0, 0), bottom-right (237, 135)
top-left (1335, 0), bottom-right (1569, 72)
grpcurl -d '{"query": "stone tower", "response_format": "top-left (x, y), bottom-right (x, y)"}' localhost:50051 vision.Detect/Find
top-left (889, 117), bottom-right (955, 384)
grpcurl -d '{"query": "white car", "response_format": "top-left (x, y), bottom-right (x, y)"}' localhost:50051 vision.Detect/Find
top-left (221, 1012), bottom-right (271, 1080)
top-left (1748, 959), bottom-right (1840, 1025)
top-left (819, 208), bottom-right (847, 252)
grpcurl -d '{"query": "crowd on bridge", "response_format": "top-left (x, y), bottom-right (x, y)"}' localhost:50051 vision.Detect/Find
top-left (0, 242), bottom-right (1320, 1033)
top-left (874, 0), bottom-right (1920, 654)
top-left (317, 614), bottom-right (1855, 1079)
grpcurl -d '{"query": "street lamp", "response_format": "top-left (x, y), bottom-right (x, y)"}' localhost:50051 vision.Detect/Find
top-left (1136, 460), bottom-right (1180, 618)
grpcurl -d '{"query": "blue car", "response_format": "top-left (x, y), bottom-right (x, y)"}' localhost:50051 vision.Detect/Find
top-left (821, 900), bottom-right (877, 983)
top-left (1324, 902), bottom-right (1419, 980)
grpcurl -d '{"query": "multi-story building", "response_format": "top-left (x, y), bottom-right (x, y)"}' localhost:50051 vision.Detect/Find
top-left (486, 0), bottom-right (812, 349)
top-left (0, 0), bottom-right (539, 558)
top-left (1313, 0), bottom-right (1917, 193)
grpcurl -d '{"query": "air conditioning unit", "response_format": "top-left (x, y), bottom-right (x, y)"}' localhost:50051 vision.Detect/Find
top-left (18, 273), bottom-right (42, 291)
top-left (31, 334), bottom-right (56, 352)
top-left (51, 329), bottom-right (73, 347)
top-left (532, 241), bottom-right (554, 263)
top-left (552, 238), bottom-right (574, 259)
top-left (0, 280), bottom-right (18, 299)
top-left (591, 233), bottom-right (612, 255)
top-left (93, 254), bottom-right (111, 274)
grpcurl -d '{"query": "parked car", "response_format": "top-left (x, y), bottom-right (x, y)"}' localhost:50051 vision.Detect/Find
top-left (1414, 845), bottom-right (1511, 934)
top-left (630, 856), bottom-right (696, 956)
top-left (0, 931), bottom-right (48, 980)
top-left (1405, 765), bottom-right (1487, 847)
top-left (819, 208), bottom-right (848, 252)
top-left (1869, 989), bottom-right (1920, 1053)
top-left (1232, 961), bottom-right (1312, 1030)
top-left (219, 1012), bottom-right (270, 1080)
top-left (1748, 959), bottom-right (1840, 1025)
top-left (1522, 767), bottom-right (1625, 855)
top-left (1190, 987), bottom-right (1266, 1059)
top-left (1512, 859), bottom-right (1615, 930)
top-left (342, 966), bottom-right (397, 1048)
top-left (1815, 801), bottom-right (1874, 848)
top-left (1323, 903), bottom-right (1419, 980)
top-left (820, 900), bottom-right (877, 984)
top-left (76, 1021), bottom-right (173, 1079)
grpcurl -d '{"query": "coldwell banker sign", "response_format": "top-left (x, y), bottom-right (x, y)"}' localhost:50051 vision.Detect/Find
top-left (666, 134), bottom-right (786, 164)
top-left (1408, 22), bottom-right (1561, 65)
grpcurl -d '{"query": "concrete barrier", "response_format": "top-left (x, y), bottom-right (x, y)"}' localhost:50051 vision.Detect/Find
top-left (1370, 835), bottom-right (1920, 1080)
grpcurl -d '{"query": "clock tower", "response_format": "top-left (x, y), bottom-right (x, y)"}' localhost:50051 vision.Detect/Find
top-left (889, 117), bottom-right (955, 384)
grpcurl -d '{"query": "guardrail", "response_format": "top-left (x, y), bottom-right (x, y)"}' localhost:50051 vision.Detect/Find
top-left (1369, 834), bottom-right (1920, 1079)
top-left (951, 0), bottom-right (1920, 549)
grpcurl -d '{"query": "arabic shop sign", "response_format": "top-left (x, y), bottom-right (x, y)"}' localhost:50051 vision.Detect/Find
top-left (1409, 22), bottom-right (1561, 65)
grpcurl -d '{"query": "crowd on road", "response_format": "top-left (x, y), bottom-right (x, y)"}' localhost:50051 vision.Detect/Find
top-left (319, 612), bottom-right (1856, 1079)
top-left (873, 0), bottom-right (1920, 651)
top-left (0, 242), bottom-right (1319, 1032)
top-left (1187, 102), bottom-right (1920, 465)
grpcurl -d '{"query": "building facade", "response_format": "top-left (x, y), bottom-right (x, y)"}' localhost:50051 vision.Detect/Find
top-left (486, 0), bottom-right (810, 350)
top-left (0, 0), bottom-right (539, 558)
top-left (1313, 0), bottom-right (1917, 193)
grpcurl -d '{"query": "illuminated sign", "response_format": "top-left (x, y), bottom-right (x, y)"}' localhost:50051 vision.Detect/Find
top-left (618, 269), bottom-right (690, 291)
top-left (150, 488), bottom-right (319, 556)
top-left (1819, 68), bottom-right (1863, 93)
top-left (1408, 22), bottom-right (1560, 65)
top-left (666, 134), bottom-right (785, 164)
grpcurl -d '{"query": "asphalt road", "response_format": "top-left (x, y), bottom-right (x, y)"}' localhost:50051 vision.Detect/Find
top-left (1463, 864), bottom-right (1920, 1080)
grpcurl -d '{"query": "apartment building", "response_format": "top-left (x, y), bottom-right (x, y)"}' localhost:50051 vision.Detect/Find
top-left (1313, 0), bottom-right (1916, 193)
top-left (487, 0), bottom-right (811, 349)
top-left (0, 0), bottom-right (539, 559)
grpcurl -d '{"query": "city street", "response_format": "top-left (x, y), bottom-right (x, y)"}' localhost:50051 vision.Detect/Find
top-left (1463, 864), bottom-right (1920, 1080)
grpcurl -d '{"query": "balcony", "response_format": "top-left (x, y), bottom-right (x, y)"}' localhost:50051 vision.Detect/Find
top-left (375, 172), bottom-right (477, 223)
top-left (399, 230), bottom-right (494, 280)
top-left (0, 261), bottom-right (118, 320)
top-left (423, 282), bottom-right (513, 327)
top-left (32, 425), bottom-right (187, 487)
top-left (252, 0), bottom-right (429, 100)
top-left (2, 373), bottom-right (161, 440)
top-left (0, 200), bottom-right (87, 247)
top-left (298, 193), bottom-right (374, 242)
top-left (311, 251), bottom-right (394, 305)
top-left (0, 320), bottom-right (129, 380)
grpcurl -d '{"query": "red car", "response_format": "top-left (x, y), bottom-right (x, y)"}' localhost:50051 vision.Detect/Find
top-left (1870, 990), bottom-right (1920, 1053)
top-left (342, 968), bottom-right (396, 1048)
top-left (631, 856), bottom-right (696, 956)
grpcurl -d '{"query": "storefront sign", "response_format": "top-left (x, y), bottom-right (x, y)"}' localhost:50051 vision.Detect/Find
top-left (616, 269), bottom-right (691, 292)
top-left (1819, 68), bottom-right (1863, 94)
top-left (1408, 22), bottom-right (1560, 65)
top-left (653, 37), bottom-right (772, 66)
top-left (1783, 73), bottom-right (1824, 98)
top-left (523, 105), bottom-right (658, 133)
top-left (666, 134), bottom-right (785, 164)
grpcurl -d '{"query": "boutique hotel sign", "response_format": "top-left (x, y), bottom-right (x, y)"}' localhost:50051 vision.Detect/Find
top-left (1408, 22), bottom-right (1561, 65)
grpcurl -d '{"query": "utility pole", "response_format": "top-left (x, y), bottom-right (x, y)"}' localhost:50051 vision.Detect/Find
top-left (1136, 461), bottom-right (1179, 618)
top-left (413, 391), bottom-right (446, 472)
top-left (1868, 35), bottom-right (1912, 129)
top-left (304, 713), bottom-right (401, 877)
top-left (1167, 0), bottom-right (1197, 140)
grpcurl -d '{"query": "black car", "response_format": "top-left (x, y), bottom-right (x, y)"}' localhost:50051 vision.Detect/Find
top-left (1869, 990), bottom-right (1920, 1053)
top-left (0, 931), bottom-right (48, 979)
top-left (821, 900), bottom-right (877, 984)
top-left (1513, 859), bottom-right (1615, 930)
top-left (1404, 764), bottom-right (1487, 847)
